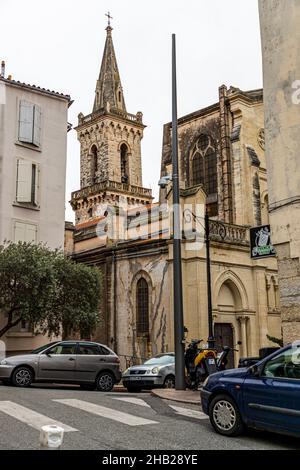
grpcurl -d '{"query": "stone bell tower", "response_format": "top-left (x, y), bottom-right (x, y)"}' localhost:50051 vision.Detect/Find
top-left (71, 20), bottom-right (152, 224)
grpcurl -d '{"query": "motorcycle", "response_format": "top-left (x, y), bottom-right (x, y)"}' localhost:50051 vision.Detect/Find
top-left (184, 339), bottom-right (217, 390)
top-left (185, 339), bottom-right (242, 389)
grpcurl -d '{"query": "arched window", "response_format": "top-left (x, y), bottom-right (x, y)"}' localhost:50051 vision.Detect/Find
top-left (120, 143), bottom-right (129, 183)
top-left (91, 145), bottom-right (98, 183)
top-left (191, 134), bottom-right (218, 216)
top-left (136, 278), bottom-right (149, 337)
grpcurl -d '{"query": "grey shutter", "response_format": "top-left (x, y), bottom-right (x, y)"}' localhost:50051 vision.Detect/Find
top-left (19, 101), bottom-right (34, 143)
top-left (33, 104), bottom-right (42, 146)
top-left (16, 159), bottom-right (32, 202)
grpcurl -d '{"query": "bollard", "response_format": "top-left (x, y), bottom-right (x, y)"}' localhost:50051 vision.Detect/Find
top-left (39, 425), bottom-right (64, 449)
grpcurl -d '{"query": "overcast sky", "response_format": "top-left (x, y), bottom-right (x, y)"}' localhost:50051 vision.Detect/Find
top-left (0, 0), bottom-right (262, 222)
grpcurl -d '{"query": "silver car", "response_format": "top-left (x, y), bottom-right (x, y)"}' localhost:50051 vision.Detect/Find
top-left (122, 353), bottom-right (175, 392)
top-left (0, 340), bottom-right (122, 392)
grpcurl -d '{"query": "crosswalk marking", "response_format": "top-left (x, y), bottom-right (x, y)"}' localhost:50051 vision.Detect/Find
top-left (111, 396), bottom-right (151, 408)
top-left (111, 396), bottom-right (208, 420)
top-left (53, 399), bottom-right (158, 427)
top-left (0, 401), bottom-right (77, 432)
top-left (170, 404), bottom-right (208, 420)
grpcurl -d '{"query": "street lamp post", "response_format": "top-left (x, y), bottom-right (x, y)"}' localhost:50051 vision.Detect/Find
top-left (172, 34), bottom-right (186, 390)
top-left (205, 209), bottom-right (215, 349)
top-left (182, 207), bottom-right (215, 349)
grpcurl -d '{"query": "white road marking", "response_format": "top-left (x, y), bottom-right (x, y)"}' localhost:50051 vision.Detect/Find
top-left (53, 399), bottom-right (158, 426)
top-left (0, 401), bottom-right (77, 432)
top-left (111, 396), bottom-right (151, 407)
top-left (170, 404), bottom-right (208, 420)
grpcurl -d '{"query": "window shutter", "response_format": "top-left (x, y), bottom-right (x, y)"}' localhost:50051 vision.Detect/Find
top-left (33, 164), bottom-right (39, 206)
top-left (16, 159), bottom-right (32, 202)
top-left (14, 221), bottom-right (26, 242)
top-left (25, 223), bottom-right (37, 243)
top-left (33, 105), bottom-right (42, 147)
top-left (19, 101), bottom-right (34, 143)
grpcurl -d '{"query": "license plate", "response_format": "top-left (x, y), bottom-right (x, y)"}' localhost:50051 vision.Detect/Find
top-left (131, 377), bottom-right (142, 381)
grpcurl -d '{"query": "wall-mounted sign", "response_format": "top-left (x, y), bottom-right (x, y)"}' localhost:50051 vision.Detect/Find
top-left (250, 225), bottom-right (276, 259)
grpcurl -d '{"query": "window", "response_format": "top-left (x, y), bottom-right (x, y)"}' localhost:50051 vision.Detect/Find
top-left (90, 145), bottom-right (98, 183)
top-left (18, 100), bottom-right (42, 147)
top-left (120, 143), bottom-right (129, 183)
top-left (16, 159), bottom-right (39, 205)
top-left (263, 346), bottom-right (300, 380)
top-left (136, 278), bottom-right (149, 336)
top-left (14, 221), bottom-right (37, 243)
top-left (46, 343), bottom-right (77, 355)
top-left (78, 344), bottom-right (101, 355)
top-left (191, 134), bottom-right (218, 216)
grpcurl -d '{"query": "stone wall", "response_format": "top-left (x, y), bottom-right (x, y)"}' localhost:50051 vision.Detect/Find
top-left (259, 0), bottom-right (300, 343)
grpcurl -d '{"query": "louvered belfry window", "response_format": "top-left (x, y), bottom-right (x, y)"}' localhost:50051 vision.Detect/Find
top-left (136, 278), bottom-right (149, 336)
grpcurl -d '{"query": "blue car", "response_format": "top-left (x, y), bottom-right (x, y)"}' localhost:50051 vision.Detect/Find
top-left (201, 342), bottom-right (300, 437)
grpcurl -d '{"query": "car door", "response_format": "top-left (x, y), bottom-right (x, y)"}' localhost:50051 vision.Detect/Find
top-left (75, 343), bottom-right (108, 382)
top-left (242, 344), bottom-right (300, 434)
top-left (37, 342), bottom-right (77, 382)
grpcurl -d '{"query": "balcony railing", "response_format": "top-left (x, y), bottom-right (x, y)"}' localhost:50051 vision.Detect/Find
top-left (71, 180), bottom-right (152, 201)
top-left (78, 107), bottom-right (143, 126)
top-left (209, 219), bottom-right (249, 245)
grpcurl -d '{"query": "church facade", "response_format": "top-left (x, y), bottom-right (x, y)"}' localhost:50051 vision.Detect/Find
top-left (67, 24), bottom-right (281, 367)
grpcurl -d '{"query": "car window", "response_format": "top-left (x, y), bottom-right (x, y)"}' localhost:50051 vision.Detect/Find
top-left (263, 346), bottom-right (300, 379)
top-left (144, 355), bottom-right (175, 365)
top-left (47, 343), bottom-right (77, 355)
top-left (30, 342), bottom-right (58, 354)
top-left (78, 344), bottom-right (101, 355)
top-left (98, 346), bottom-right (110, 355)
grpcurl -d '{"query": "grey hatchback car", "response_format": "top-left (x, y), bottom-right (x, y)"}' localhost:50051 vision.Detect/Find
top-left (122, 353), bottom-right (175, 392)
top-left (0, 340), bottom-right (122, 391)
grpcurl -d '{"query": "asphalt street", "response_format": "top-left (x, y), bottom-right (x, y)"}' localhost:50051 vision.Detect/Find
top-left (0, 383), bottom-right (299, 450)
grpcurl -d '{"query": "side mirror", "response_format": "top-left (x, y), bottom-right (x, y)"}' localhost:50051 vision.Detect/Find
top-left (46, 352), bottom-right (52, 357)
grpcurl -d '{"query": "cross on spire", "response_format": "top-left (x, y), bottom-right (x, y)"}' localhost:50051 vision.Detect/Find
top-left (105, 11), bottom-right (113, 27)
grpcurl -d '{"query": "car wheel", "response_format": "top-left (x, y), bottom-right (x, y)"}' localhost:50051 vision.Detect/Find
top-left (12, 367), bottom-right (33, 388)
top-left (126, 386), bottom-right (142, 393)
top-left (96, 372), bottom-right (115, 392)
top-left (164, 375), bottom-right (175, 389)
top-left (209, 394), bottom-right (244, 437)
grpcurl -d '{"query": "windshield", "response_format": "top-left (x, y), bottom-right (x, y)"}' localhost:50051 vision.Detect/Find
top-left (144, 355), bottom-right (175, 365)
top-left (30, 342), bottom-right (58, 354)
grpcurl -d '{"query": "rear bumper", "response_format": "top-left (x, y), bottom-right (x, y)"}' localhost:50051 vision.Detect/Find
top-left (200, 388), bottom-right (212, 415)
top-left (122, 375), bottom-right (163, 388)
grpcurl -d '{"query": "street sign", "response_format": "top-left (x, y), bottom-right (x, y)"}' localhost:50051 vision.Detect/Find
top-left (250, 224), bottom-right (276, 259)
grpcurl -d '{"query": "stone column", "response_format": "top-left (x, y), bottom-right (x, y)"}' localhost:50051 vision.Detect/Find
top-left (259, 1), bottom-right (300, 343)
top-left (238, 316), bottom-right (249, 357)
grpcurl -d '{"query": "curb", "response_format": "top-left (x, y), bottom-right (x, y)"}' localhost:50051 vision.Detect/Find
top-left (151, 389), bottom-right (200, 405)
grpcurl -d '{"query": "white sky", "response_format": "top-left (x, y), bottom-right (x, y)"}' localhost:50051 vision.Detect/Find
top-left (0, 0), bottom-right (262, 222)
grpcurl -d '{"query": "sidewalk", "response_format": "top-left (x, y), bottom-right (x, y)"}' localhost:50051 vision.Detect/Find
top-left (151, 388), bottom-right (201, 405)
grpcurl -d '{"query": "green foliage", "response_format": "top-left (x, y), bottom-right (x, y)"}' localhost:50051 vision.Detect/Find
top-left (0, 242), bottom-right (102, 339)
top-left (266, 334), bottom-right (284, 347)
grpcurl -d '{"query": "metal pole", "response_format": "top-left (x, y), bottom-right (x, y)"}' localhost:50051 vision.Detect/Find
top-left (205, 209), bottom-right (215, 349)
top-left (172, 34), bottom-right (185, 390)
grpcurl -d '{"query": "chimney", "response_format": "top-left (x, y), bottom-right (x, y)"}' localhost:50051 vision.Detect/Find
top-left (1, 61), bottom-right (5, 78)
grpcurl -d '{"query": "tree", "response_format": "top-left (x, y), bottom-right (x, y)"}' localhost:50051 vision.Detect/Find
top-left (0, 242), bottom-right (102, 339)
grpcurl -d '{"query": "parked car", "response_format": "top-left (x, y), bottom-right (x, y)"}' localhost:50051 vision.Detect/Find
top-left (122, 353), bottom-right (175, 392)
top-left (201, 342), bottom-right (300, 437)
top-left (0, 340), bottom-right (122, 392)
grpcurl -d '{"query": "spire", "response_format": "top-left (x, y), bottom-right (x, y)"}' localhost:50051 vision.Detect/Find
top-left (93, 16), bottom-right (126, 113)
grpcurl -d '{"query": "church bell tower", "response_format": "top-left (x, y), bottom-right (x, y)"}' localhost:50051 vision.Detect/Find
top-left (71, 18), bottom-right (152, 225)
